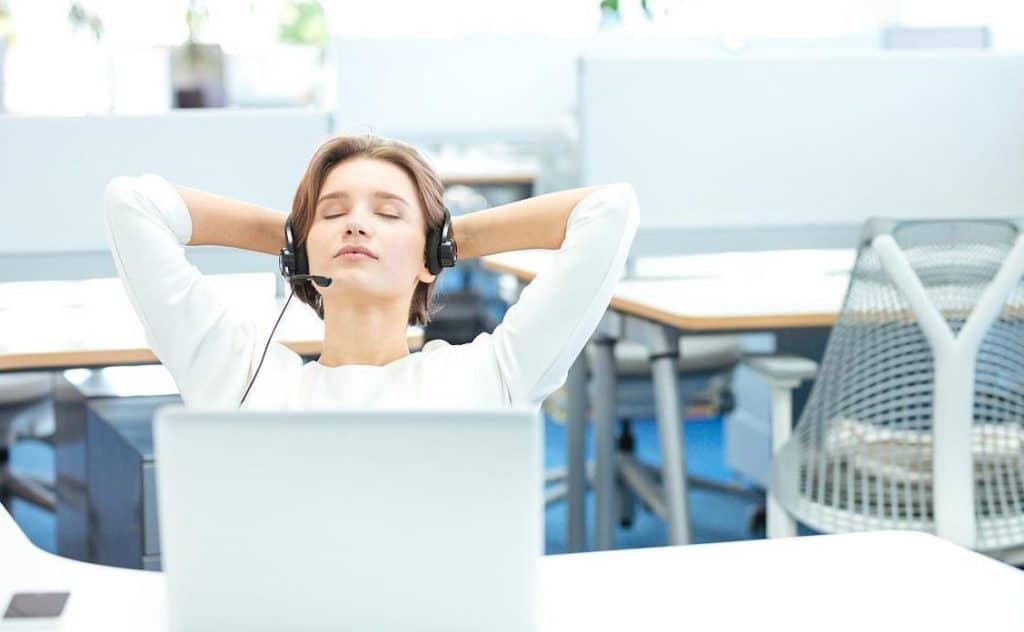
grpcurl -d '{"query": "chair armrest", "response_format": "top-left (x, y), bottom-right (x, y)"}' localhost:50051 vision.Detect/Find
top-left (745, 355), bottom-right (818, 388)
top-left (743, 355), bottom-right (818, 456)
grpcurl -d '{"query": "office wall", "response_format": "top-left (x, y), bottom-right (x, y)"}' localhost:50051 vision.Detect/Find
top-left (0, 109), bottom-right (331, 280)
top-left (580, 52), bottom-right (1024, 253)
top-left (332, 35), bottom-right (582, 141)
top-left (331, 34), bottom-right (882, 142)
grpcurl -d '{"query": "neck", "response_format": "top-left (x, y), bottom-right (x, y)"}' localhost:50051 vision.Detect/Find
top-left (318, 297), bottom-right (411, 367)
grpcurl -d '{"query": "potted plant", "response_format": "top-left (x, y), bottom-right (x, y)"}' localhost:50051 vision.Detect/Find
top-left (599, 0), bottom-right (652, 28)
top-left (279, 0), bottom-right (328, 61)
top-left (68, 1), bottom-right (103, 43)
top-left (172, 0), bottom-right (225, 108)
top-left (276, 0), bottom-right (328, 105)
top-left (228, 1), bottom-right (328, 107)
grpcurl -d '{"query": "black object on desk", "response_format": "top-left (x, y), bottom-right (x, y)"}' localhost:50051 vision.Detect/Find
top-left (2, 592), bottom-right (70, 622)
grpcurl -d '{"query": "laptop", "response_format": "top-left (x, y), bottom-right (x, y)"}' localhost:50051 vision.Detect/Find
top-left (153, 406), bottom-right (543, 632)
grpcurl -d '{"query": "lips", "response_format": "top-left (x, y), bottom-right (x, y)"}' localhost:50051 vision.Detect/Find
top-left (333, 246), bottom-right (377, 259)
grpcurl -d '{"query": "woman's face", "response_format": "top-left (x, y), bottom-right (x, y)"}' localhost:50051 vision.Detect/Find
top-left (305, 157), bottom-right (436, 304)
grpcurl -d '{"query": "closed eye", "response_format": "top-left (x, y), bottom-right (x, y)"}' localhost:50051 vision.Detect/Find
top-left (322, 212), bottom-right (401, 220)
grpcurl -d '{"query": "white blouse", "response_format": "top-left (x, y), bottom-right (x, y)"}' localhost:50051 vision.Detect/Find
top-left (103, 175), bottom-right (639, 410)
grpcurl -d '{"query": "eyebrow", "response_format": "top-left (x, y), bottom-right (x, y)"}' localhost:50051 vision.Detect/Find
top-left (316, 190), bottom-right (411, 208)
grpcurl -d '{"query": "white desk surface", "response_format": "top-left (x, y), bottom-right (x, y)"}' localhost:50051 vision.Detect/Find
top-left (0, 274), bottom-right (422, 371)
top-left (483, 248), bottom-right (856, 331)
top-left (630, 248), bottom-right (857, 279)
top-left (4, 529), bottom-right (1022, 631)
top-left (612, 273), bottom-right (851, 331)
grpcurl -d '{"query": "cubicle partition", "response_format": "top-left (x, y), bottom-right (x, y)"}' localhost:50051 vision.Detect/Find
top-left (579, 51), bottom-right (1024, 255)
top-left (332, 35), bottom-right (581, 142)
top-left (0, 109), bottom-right (332, 281)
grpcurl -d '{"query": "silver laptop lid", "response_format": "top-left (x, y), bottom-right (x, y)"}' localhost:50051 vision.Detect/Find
top-left (154, 406), bottom-right (542, 632)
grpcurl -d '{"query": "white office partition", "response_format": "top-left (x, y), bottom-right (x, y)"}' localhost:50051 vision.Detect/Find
top-left (332, 36), bottom-right (582, 141)
top-left (882, 26), bottom-right (991, 50)
top-left (0, 109), bottom-right (331, 279)
top-left (580, 52), bottom-right (1024, 253)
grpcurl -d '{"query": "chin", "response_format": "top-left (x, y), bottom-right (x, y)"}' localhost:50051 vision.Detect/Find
top-left (321, 277), bottom-right (393, 298)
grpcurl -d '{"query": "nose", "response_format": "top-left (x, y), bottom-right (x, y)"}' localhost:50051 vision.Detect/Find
top-left (342, 208), bottom-right (373, 237)
top-left (344, 222), bottom-right (369, 237)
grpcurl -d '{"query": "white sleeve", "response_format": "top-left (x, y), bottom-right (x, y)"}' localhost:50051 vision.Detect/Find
top-left (487, 184), bottom-right (639, 408)
top-left (103, 174), bottom-right (259, 407)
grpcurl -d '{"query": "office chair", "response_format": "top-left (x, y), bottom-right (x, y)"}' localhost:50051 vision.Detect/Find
top-left (754, 218), bottom-right (1024, 563)
top-left (543, 330), bottom-right (745, 527)
top-left (0, 373), bottom-right (54, 511)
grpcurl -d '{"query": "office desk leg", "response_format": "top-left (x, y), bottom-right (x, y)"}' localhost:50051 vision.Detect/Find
top-left (565, 352), bottom-right (588, 553)
top-left (591, 335), bottom-right (619, 551)
top-left (648, 324), bottom-right (691, 545)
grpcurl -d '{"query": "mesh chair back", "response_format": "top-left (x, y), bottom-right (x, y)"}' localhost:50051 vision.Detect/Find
top-left (773, 219), bottom-right (1024, 552)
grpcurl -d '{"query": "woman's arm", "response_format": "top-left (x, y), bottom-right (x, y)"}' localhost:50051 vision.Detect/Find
top-left (451, 186), bottom-right (603, 259)
top-left (104, 175), bottom-right (278, 407)
top-left (466, 184), bottom-right (640, 408)
top-left (175, 185), bottom-right (286, 255)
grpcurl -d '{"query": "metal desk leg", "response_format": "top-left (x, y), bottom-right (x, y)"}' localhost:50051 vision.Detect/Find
top-left (648, 323), bottom-right (692, 545)
top-left (591, 333), bottom-right (619, 551)
top-left (565, 351), bottom-right (588, 553)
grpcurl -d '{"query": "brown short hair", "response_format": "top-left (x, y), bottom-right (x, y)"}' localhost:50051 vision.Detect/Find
top-left (288, 135), bottom-right (446, 326)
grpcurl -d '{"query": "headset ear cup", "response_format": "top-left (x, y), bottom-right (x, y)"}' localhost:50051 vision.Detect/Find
top-left (425, 226), bottom-right (441, 276)
top-left (279, 250), bottom-right (294, 277)
top-left (281, 218), bottom-right (310, 286)
top-left (438, 207), bottom-right (457, 269)
top-left (285, 217), bottom-right (309, 277)
top-left (280, 220), bottom-right (295, 277)
top-left (295, 238), bottom-right (309, 276)
top-left (440, 240), bottom-right (457, 268)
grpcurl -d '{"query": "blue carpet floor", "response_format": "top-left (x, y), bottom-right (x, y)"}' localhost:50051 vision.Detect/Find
top-left (542, 415), bottom-right (764, 554)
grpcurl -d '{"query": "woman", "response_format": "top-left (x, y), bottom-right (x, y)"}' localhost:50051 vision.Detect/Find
top-left (103, 135), bottom-right (638, 410)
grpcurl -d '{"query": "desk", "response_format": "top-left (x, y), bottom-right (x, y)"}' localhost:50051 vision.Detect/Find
top-left (3, 529), bottom-right (1022, 630)
top-left (630, 248), bottom-right (856, 280)
top-left (441, 169), bottom-right (537, 189)
top-left (485, 249), bottom-right (853, 327)
top-left (438, 156), bottom-right (539, 208)
top-left (0, 274), bottom-right (423, 372)
top-left (482, 249), bottom-right (853, 551)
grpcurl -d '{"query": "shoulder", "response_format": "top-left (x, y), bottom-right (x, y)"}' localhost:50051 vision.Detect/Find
top-left (418, 333), bottom-right (495, 362)
top-left (103, 173), bottom-right (192, 242)
top-left (104, 173), bottom-right (175, 206)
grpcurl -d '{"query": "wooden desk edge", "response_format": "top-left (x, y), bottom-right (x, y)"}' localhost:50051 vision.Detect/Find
top-left (480, 258), bottom-right (535, 279)
top-left (0, 335), bottom-right (425, 372)
top-left (480, 259), bottom-right (838, 331)
top-left (609, 296), bottom-right (838, 331)
top-left (442, 173), bottom-right (536, 187)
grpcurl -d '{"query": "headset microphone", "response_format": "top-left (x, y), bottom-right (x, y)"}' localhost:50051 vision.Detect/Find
top-left (288, 274), bottom-right (332, 287)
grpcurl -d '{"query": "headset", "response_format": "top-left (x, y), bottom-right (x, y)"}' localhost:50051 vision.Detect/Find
top-left (239, 208), bottom-right (458, 406)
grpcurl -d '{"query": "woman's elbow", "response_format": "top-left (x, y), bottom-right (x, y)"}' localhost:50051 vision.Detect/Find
top-left (103, 176), bottom-right (141, 215)
top-left (602, 182), bottom-right (640, 225)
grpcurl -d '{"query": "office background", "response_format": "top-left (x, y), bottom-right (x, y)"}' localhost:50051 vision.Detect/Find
top-left (2, 0), bottom-right (1024, 564)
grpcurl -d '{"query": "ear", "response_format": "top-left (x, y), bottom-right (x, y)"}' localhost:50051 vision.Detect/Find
top-left (417, 265), bottom-right (437, 284)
